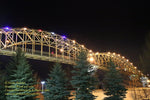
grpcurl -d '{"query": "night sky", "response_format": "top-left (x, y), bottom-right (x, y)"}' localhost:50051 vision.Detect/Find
top-left (0, 0), bottom-right (150, 68)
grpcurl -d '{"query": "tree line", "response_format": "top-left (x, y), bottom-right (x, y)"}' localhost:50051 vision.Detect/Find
top-left (0, 48), bottom-right (127, 100)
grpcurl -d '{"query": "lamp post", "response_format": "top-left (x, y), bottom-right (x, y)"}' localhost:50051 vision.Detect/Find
top-left (41, 81), bottom-right (45, 93)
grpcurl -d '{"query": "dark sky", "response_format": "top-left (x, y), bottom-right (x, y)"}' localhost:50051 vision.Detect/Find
top-left (0, 0), bottom-right (150, 67)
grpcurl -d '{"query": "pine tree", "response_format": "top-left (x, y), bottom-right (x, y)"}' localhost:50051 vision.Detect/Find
top-left (71, 51), bottom-right (97, 100)
top-left (0, 69), bottom-right (6, 100)
top-left (44, 63), bottom-right (70, 100)
top-left (6, 48), bottom-right (22, 80)
top-left (103, 59), bottom-right (127, 100)
top-left (6, 48), bottom-right (37, 100)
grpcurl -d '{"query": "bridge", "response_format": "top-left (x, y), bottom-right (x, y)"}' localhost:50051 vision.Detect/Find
top-left (0, 27), bottom-right (145, 79)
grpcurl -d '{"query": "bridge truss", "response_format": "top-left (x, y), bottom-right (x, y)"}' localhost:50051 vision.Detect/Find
top-left (0, 27), bottom-right (145, 78)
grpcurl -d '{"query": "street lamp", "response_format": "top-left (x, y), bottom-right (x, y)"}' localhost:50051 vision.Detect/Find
top-left (41, 81), bottom-right (45, 93)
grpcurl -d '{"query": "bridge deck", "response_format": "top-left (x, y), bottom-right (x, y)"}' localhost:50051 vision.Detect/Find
top-left (0, 49), bottom-right (75, 65)
top-left (0, 49), bottom-right (107, 70)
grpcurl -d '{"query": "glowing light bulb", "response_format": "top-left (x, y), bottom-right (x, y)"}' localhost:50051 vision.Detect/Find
top-left (60, 48), bottom-right (64, 52)
top-left (41, 81), bottom-right (45, 84)
top-left (23, 27), bottom-right (27, 30)
top-left (89, 50), bottom-right (92, 52)
top-left (73, 40), bottom-right (76, 43)
top-left (38, 29), bottom-right (42, 32)
top-left (44, 35), bottom-right (48, 38)
top-left (89, 57), bottom-right (94, 62)
top-left (113, 52), bottom-right (115, 55)
top-left (51, 32), bottom-right (55, 35)
top-left (95, 52), bottom-right (99, 55)
top-left (62, 35), bottom-right (66, 39)
top-left (81, 45), bottom-right (84, 48)
top-left (4, 27), bottom-right (10, 30)
top-left (122, 56), bottom-right (125, 59)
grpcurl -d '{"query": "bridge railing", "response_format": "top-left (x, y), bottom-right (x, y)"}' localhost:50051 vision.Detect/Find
top-left (0, 47), bottom-right (76, 64)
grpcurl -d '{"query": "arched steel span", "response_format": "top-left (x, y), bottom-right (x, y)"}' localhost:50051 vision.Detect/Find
top-left (0, 27), bottom-right (144, 77)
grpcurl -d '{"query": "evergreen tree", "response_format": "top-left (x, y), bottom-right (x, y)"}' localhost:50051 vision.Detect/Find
top-left (71, 51), bottom-right (97, 100)
top-left (103, 59), bottom-right (127, 100)
top-left (6, 48), bottom-right (37, 100)
top-left (0, 69), bottom-right (6, 100)
top-left (6, 48), bottom-right (22, 80)
top-left (44, 63), bottom-right (70, 100)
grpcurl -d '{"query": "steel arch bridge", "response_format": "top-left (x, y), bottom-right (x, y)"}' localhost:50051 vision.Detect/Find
top-left (0, 27), bottom-right (144, 78)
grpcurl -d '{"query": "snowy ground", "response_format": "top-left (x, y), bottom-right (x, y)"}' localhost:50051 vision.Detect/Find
top-left (37, 88), bottom-right (150, 100)
top-left (70, 88), bottom-right (150, 100)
